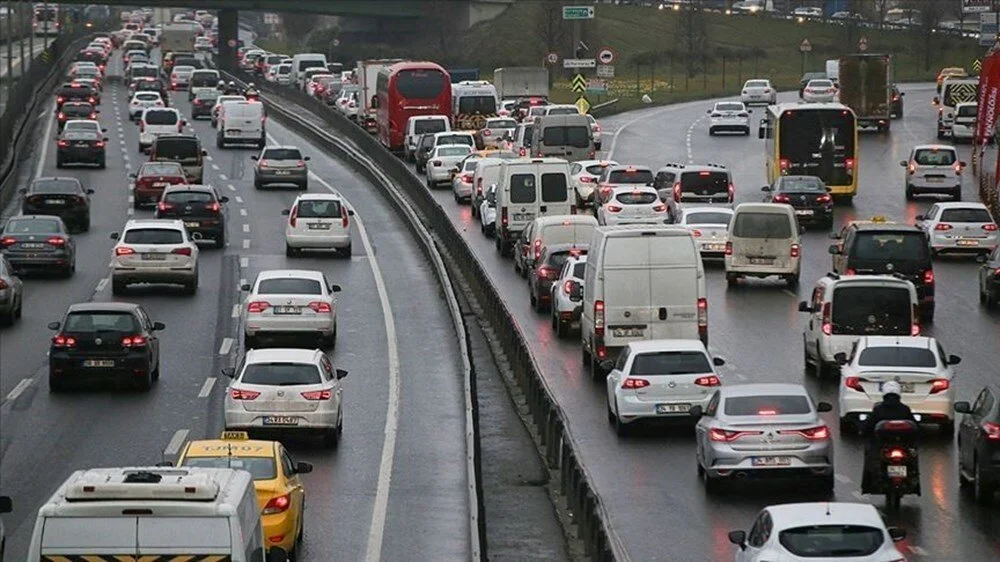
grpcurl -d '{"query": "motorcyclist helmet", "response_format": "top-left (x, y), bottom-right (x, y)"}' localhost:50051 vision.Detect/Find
top-left (882, 381), bottom-right (902, 398)
top-left (218, 80), bottom-right (225, 87)
top-left (228, 81), bottom-right (236, 87)
top-left (247, 82), bottom-right (255, 88)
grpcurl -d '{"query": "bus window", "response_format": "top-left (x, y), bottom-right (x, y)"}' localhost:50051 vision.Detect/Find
top-left (779, 110), bottom-right (854, 186)
top-left (396, 70), bottom-right (446, 99)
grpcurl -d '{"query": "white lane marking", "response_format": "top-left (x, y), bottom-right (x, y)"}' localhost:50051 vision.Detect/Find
top-left (211, 163), bottom-right (220, 170)
top-left (164, 429), bottom-right (189, 456)
top-left (218, 337), bottom-right (234, 356)
top-left (242, 224), bottom-right (250, 233)
top-left (239, 257), bottom-right (249, 268)
top-left (235, 196), bottom-right (244, 204)
top-left (834, 473), bottom-right (851, 483)
top-left (34, 103), bottom-right (57, 179)
top-left (94, 277), bottom-right (110, 294)
top-left (851, 490), bottom-right (865, 501)
top-left (205, 155), bottom-right (213, 161)
top-left (219, 173), bottom-right (228, 180)
top-left (242, 239), bottom-right (250, 249)
top-left (6, 378), bottom-right (32, 401)
top-left (231, 304), bottom-right (241, 318)
top-left (198, 377), bottom-right (216, 398)
top-left (733, 373), bottom-right (747, 381)
top-left (228, 185), bottom-right (236, 192)
top-left (240, 208), bottom-right (247, 216)
top-left (304, 169), bottom-right (402, 562)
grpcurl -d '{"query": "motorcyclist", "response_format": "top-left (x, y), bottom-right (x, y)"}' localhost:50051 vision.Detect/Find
top-left (216, 79), bottom-right (226, 92)
top-left (861, 381), bottom-right (917, 493)
top-left (225, 80), bottom-right (239, 95)
top-left (244, 82), bottom-right (259, 99)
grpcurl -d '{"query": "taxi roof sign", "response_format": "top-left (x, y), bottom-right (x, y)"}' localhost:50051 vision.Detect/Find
top-left (222, 431), bottom-right (249, 440)
top-left (870, 215), bottom-right (889, 222)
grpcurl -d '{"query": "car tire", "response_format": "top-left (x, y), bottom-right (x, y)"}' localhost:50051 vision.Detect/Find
top-left (135, 368), bottom-right (152, 391)
top-left (786, 274), bottom-right (799, 288)
top-left (725, 273), bottom-right (738, 288)
top-left (701, 463), bottom-right (721, 494)
top-left (803, 338), bottom-right (814, 374)
top-left (0, 305), bottom-right (14, 326)
top-left (299, 180), bottom-right (308, 190)
top-left (48, 372), bottom-right (68, 393)
top-left (184, 272), bottom-right (198, 295)
top-left (708, 127), bottom-right (715, 136)
top-left (937, 130), bottom-right (946, 140)
top-left (216, 136), bottom-right (224, 149)
top-left (81, 217), bottom-right (90, 232)
top-left (244, 334), bottom-right (258, 350)
top-left (321, 325), bottom-right (337, 350)
top-left (214, 230), bottom-right (226, 249)
top-left (975, 457), bottom-right (995, 504)
top-left (817, 474), bottom-right (835, 494)
top-left (64, 262), bottom-right (75, 278)
top-left (953, 187), bottom-right (962, 201)
top-left (529, 290), bottom-right (537, 310)
top-left (322, 427), bottom-right (339, 448)
top-left (152, 359), bottom-right (160, 381)
top-left (254, 179), bottom-right (263, 190)
top-left (340, 243), bottom-right (352, 258)
top-left (839, 416), bottom-right (853, 435)
top-left (905, 185), bottom-right (914, 200)
top-left (55, 157), bottom-right (63, 169)
top-left (286, 244), bottom-right (298, 258)
top-left (112, 278), bottom-right (126, 295)
top-left (940, 419), bottom-right (955, 436)
top-left (555, 317), bottom-right (567, 339)
top-left (98, 158), bottom-right (106, 169)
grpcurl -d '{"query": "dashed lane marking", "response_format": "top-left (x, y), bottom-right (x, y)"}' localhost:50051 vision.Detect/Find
top-left (164, 429), bottom-right (189, 456)
top-left (239, 257), bottom-right (249, 268)
top-left (235, 196), bottom-right (244, 204)
top-left (781, 289), bottom-right (798, 298)
top-left (6, 378), bottom-right (32, 402)
top-left (835, 473), bottom-right (852, 483)
top-left (242, 224), bottom-right (250, 233)
top-left (34, 103), bottom-right (57, 179)
top-left (228, 185), bottom-right (236, 191)
top-left (211, 163), bottom-right (220, 170)
top-left (94, 277), bottom-right (109, 294)
top-left (197, 377), bottom-right (216, 398)
top-left (240, 209), bottom-right (247, 216)
top-left (242, 239), bottom-right (250, 249)
top-left (219, 173), bottom-right (228, 180)
top-left (218, 337), bottom-right (234, 356)
top-left (231, 304), bottom-right (241, 318)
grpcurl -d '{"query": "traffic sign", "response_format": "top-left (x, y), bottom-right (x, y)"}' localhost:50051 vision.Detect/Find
top-left (799, 39), bottom-right (812, 53)
top-left (597, 48), bottom-right (616, 65)
top-left (571, 74), bottom-right (587, 93)
top-left (973, 58), bottom-right (983, 72)
top-left (563, 59), bottom-right (597, 69)
top-left (563, 5), bottom-right (595, 20)
top-left (586, 79), bottom-right (607, 94)
top-left (575, 96), bottom-right (591, 114)
top-left (596, 64), bottom-right (615, 79)
top-left (858, 36), bottom-right (868, 52)
top-left (546, 52), bottom-right (559, 64)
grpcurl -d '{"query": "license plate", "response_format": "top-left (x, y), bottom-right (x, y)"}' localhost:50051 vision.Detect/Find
top-left (513, 213), bottom-right (533, 221)
top-left (794, 209), bottom-right (814, 216)
top-left (881, 381), bottom-right (915, 393)
top-left (749, 257), bottom-right (775, 265)
top-left (184, 221), bottom-right (200, 228)
top-left (926, 177), bottom-right (943, 183)
top-left (75, 142), bottom-right (90, 147)
top-left (273, 306), bottom-right (301, 315)
top-left (47, 199), bottom-right (67, 205)
top-left (611, 326), bottom-right (644, 338)
top-left (263, 416), bottom-right (299, 426)
top-left (152, 182), bottom-right (168, 187)
top-left (704, 243), bottom-right (726, 251)
top-left (20, 243), bottom-right (45, 249)
top-left (656, 403), bottom-right (691, 414)
top-left (957, 239), bottom-right (979, 246)
top-left (83, 360), bottom-right (115, 367)
top-left (141, 253), bottom-right (166, 260)
top-left (752, 456), bottom-right (792, 467)
top-left (887, 465), bottom-right (907, 477)
top-left (308, 223), bottom-right (331, 230)
top-left (275, 170), bottom-right (290, 176)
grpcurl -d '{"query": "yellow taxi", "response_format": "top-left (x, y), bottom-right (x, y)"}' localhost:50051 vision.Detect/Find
top-left (937, 67), bottom-right (968, 91)
top-left (177, 431), bottom-right (311, 558)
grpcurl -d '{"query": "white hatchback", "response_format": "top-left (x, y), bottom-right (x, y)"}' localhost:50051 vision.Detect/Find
top-left (241, 269), bottom-right (341, 349)
top-left (223, 348), bottom-right (347, 447)
top-left (425, 145), bottom-right (473, 187)
top-left (137, 107), bottom-right (183, 152)
top-left (128, 91), bottom-right (164, 120)
top-left (707, 101), bottom-right (750, 136)
top-left (283, 193), bottom-right (353, 258)
top-left (110, 219), bottom-right (199, 295)
top-left (169, 65), bottom-right (196, 90)
top-left (597, 186), bottom-right (667, 226)
top-left (569, 160), bottom-right (618, 207)
top-left (901, 144), bottom-right (964, 200)
top-left (916, 201), bottom-right (999, 257)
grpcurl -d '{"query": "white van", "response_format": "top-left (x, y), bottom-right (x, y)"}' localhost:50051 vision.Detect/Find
top-left (514, 214), bottom-right (598, 277)
top-left (217, 100), bottom-right (266, 148)
top-left (494, 158), bottom-right (574, 256)
top-left (530, 114), bottom-right (595, 162)
top-left (290, 53), bottom-right (328, 89)
top-left (725, 203), bottom-right (802, 287)
top-left (405, 115), bottom-right (451, 161)
top-left (471, 156), bottom-right (505, 216)
top-left (27, 466), bottom-right (288, 562)
top-left (581, 226), bottom-right (707, 378)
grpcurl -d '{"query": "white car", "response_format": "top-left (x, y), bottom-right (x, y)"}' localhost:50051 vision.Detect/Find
top-left (837, 336), bottom-right (960, 434)
top-left (951, 101), bottom-right (977, 142)
top-left (223, 348), bottom-right (347, 447)
top-left (707, 101), bottom-right (750, 136)
top-left (570, 160), bottom-right (618, 207)
top-left (128, 91), bottom-right (164, 120)
top-left (605, 339), bottom-right (724, 435)
top-left (802, 79), bottom-right (837, 102)
top-left (194, 36), bottom-right (212, 51)
top-left (550, 255), bottom-right (586, 338)
top-left (597, 186), bottom-right (667, 226)
top-left (137, 108), bottom-right (183, 152)
top-left (727, 502), bottom-right (908, 562)
top-left (274, 63), bottom-right (293, 85)
top-left (740, 79), bottom-right (776, 106)
top-left (674, 206), bottom-right (734, 259)
top-left (425, 145), bottom-right (473, 188)
top-left (451, 156), bottom-right (479, 202)
top-left (169, 65), bottom-right (196, 90)
top-left (241, 269), bottom-right (341, 349)
top-left (283, 193), bottom-right (353, 258)
top-left (479, 183), bottom-right (497, 236)
top-left (110, 219), bottom-right (199, 295)
top-left (916, 202), bottom-right (999, 257)
top-left (587, 114), bottom-right (603, 150)
top-left (211, 94), bottom-right (245, 127)
top-left (901, 144), bottom-right (964, 200)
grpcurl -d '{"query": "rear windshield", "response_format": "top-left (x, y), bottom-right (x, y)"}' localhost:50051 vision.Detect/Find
top-left (685, 211), bottom-right (732, 225)
top-left (140, 163), bottom-right (184, 176)
top-left (135, 92), bottom-right (160, 101)
top-left (547, 107), bottom-right (579, 115)
top-left (852, 232), bottom-right (929, 261)
top-left (414, 119), bottom-right (447, 134)
top-left (62, 105), bottom-right (94, 116)
top-left (132, 67), bottom-right (158, 78)
top-left (144, 110), bottom-right (178, 125)
top-left (5, 218), bottom-right (61, 233)
top-left (190, 72), bottom-right (218, 86)
top-left (858, 347), bottom-right (936, 368)
top-left (438, 146), bottom-right (472, 157)
top-left (913, 149), bottom-right (956, 166)
top-left (509, 174), bottom-right (536, 204)
top-left (153, 139), bottom-right (199, 160)
top-left (957, 105), bottom-right (978, 117)
top-left (609, 169), bottom-right (653, 184)
top-left (462, 160), bottom-right (479, 172)
top-left (680, 171), bottom-right (729, 194)
top-left (437, 134), bottom-right (474, 147)
top-left (778, 525), bottom-right (884, 558)
top-left (732, 212), bottom-right (792, 238)
top-left (164, 191), bottom-right (213, 204)
top-left (630, 351), bottom-right (711, 375)
top-left (546, 251), bottom-right (573, 269)
top-left (182, 456), bottom-right (276, 480)
top-left (241, 363), bottom-right (322, 385)
top-left (31, 179), bottom-right (81, 193)
top-left (746, 80), bottom-right (769, 87)
top-left (808, 80), bottom-right (834, 88)
top-left (257, 278), bottom-right (322, 295)
top-left (616, 191), bottom-right (658, 205)
top-left (488, 119), bottom-right (516, 129)
top-left (541, 173), bottom-right (568, 202)
top-left (572, 262), bottom-right (586, 278)
top-left (724, 395), bottom-right (812, 416)
top-left (777, 176), bottom-right (826, 192)
top-left (123, 228), bottom-right (183, 244)
top-left (263, 149), bottom-right (302, 160)
top-left (278, 66), bottom-right (291, 74)
top-left (831, 286), bottom-right (912, 335)
top-left (586, 164), bottom-right (610, 175)
top-left (297, 200), bottom-right (342, 218)
top-left (458, 95), bottom-right (496, 114)
top-left (940, 208), bottom-right (992, 223)
top-left (541, 126), bottom-right (590, 148)
top-left (715, 103), bottom-right (744, 112)
top-left (64, 312), bottom-right (139, 333)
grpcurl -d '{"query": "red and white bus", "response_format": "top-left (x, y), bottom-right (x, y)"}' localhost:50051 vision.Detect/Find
top-left (376, 62), bottom-right (452, 153)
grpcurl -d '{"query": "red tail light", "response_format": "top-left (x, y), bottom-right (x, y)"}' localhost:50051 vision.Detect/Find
top-left (301, 389), bottom-right (332, 400)
top-left (606, 204), bottom-right (623, 213)
top-left (563, 281), bottom-right (575, 295)
top-left (929, 378), bottom-right (950, 394)
top-left (121, 334), bottom-right (147, 347)
top-left (954, 162), bottom-right (963, 174)
top-left (47, 237), bottom-right (66, 246)
top-left (790, 243), bottom-right (800, 258)
top-left (501, 207), bottom-right (508, 228)
top-left (308, 301), bottom-right (332, 313)
top-left (983, 224), bottom-right (998, 231)
top-left (816, 194), bottom-right (832, 204)
top-left (594, 300), bottom-right (605, 337)
top-left (844, 376), bottom-right (864, 392)
top-left (536, 266), bottom-right (558, 280)
top-left (845, 268), bottom-right (856, 275)
top-left (724, 241), bottom-right (733, 255)
top-left (821, 302), bottom-right (832, 335)
top-left (263, 494), bottom-right (291, 514)
top-left (230, 388), bottom-right (261, 400)
top-left (652, 203), bottom-right (666, 213)
top-left (727, 183), bottom-right (735, 201)
top-left (157, 201), bottom-right (174, 212)
top-left (171, 247), bottom-right (192, 256)
top-left (342, 211), bottom-right (349, 229)
top-left (115, 246), bottom-right (135, 256)
top-left (923, 269), bottom-right (934, 285)
top-left (57, 140), bottom-right (69, 147)
top-left (88, 97), bottom-right (96, 104)
top-left (710, 428), bottom-right (762, 442)
top-left (579, 176), bottom-right (595, 183)
top-left (52, 334), bottom-right (78, 348)
top-left (983, 422), bottom-right (1000, 440)
top-left (772, 194), bottom-right (791, 204)
top-left (884, 447), bottom-right (907, 462)
top-left (289, 205), bottom-right (298, 227)
top-left (193, 99), bottom-right (201, 106)
top-left (845, 158), bottom-right (855, 173)
top-left (779, 158), bottom-right (790, 172)
top-left (58, 112), bottom-right (65, 120)
top-left (57, 96), bottom-right (65, 103)
top-left (672, 182), bottom-right (681, 202)
top-left (95, 141), bottom-right (105, 148)
top-left (694, 375), bottom-right (720, 387)
top-left (533, 239), bottom-right (542, 260)
top-left (697, 298), bottom-right (708, 342)
top-left (247, 301), bottom-right (270, 313)
top-left (934, 223), bottom-right (952, 231)
top-left (621, 377), bottom-right (650, 389)
top-left (460, 173), bottom-right (473, 184)
top-left (779, 425), bottom-right (829, 440)
top-left (89, 113), bottom-right (97, 119)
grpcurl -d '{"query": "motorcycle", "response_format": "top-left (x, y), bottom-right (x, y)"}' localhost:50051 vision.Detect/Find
top-left (864, 419), bottom-right (921, 511)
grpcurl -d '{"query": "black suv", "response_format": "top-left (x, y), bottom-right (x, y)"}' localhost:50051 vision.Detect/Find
top-left (20, 177), bottom-right (94, 232)
top-left (47, 302), bottom-right (165, 392)
top-left (154, 185), bottom-right (228, 249)
top-left (55, 82), bottom-right (99, 109)
top-left (955, 384), bottom-right (1000, 503)
top-left (829, 220), bottom-right (934, 321)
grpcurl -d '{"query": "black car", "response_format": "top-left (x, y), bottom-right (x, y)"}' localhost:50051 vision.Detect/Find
top-left (762, 175), bottom-right (833, 228)
top-left (0, 215), bottom-right (76, 277)
top-left (978, 246), bottom-right (1000, 308)
top-left (56, 122), bottom-right (108, 168)
top-left (46, 302), bottom-right (164, 392)
top-left (55, 82), bottom-right (99, 109)
top-left (20, 177), bottom-right (94, 232)
top-left (415, 133), bottom-right (436, 173)
top-left (73, 49), bottom-right (107, 69)
top-left (829, 220), bottom-right (934, 321)
top-left (955, 385), bottom-right (1000, 503)
top-left (57, 102), bottom-right (98, 132)
top-left (154, 185), bottom-right (228, 249)
top-left (131, 78), bottom-right (169, 103)
top-left (191, 90), bottom-right (220, 119)
top-left (529, 244), bottom-right (587, 313)
top-left (890, 85), bottom-right (904, 119)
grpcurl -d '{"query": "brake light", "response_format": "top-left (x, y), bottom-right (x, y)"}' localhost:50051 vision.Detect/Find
top-left (247, 301), bottom-right (270, 313)
top-left (57, 140), bottom-right (69, 147)
top-left (923, 269), bottom-right (934, 285)
top-left (779, 158), bottom-right (789, 172)
top-left (845, 158), bottom-right (855, 173)
top-left (697, 298), bottom-right (708, 341)
top-left (47, 237), bottom-right (66, 246)
top-left (95, 141), bottom-right (105, 148)
top-left (258, 159), bottom-right (269, 168)
top-left (884, 447), bottom-right (907, 462)
top-left (844, 376), bottom-right (864, 392)
top-left (115, 246), bottom-right (136, 256)
top-left (483, 129), bottom-right (491, 136)
top-left (779, 425), bottom-right (829, 440)
top-left (536, 266), bottom-right (558, 280)
top-left (954, 162), bottom-right (963, 174)
top-left (845, 268), bottom-right (856, 275)
top-left (342, 211), bottom-right (349, 229)
top-left (710, 428), bottom-right (762, 442)
top-left (821, 302), bottom-right (832, 335)
top-left (262, 493), bottom-right (290, 514)
top-left (694, 375), bottom-right (720, 387)
top-left (563, 281), bottom-right (575, 295)
top-left (984, 224), bottom-right (998, 231)
top-left (90, 113), bottom-right (97, 119)
top-left (606, 204), bottom-right (623, 213)
top-left (934, 223), bottom-right (952, 231)
top-left (790, 243), bottom-right (800, 258)
top-left (308, 301), bottom-right (332, 313)
top-left (728, 183), bottom-right (735, 201)
top-left (816, 194), bottom-right (832, 204)
top-left (672, 181), bottom-right (681, 202)
top-left (301, 389), bottom-right (332, 400)
top-left (58, 112), bottom-right (65, 120)
top-left (579, 176), bottom-right (595, 183)
top-left (157, 201), bottom-right (174, 212)
top-left (121, 334), bottom-right (147, 347)
top-left (594, 300), bottom-right (605, 336)
top-left (171, 247), bottom-right (192, 256)
top-left (289, 205), bottom-right (298, 227)
top-left (772, 194), bottom-right (791, 203)
top-left (193, 99), bottom-right (201, 106)
top-left (725, 241), bottom-right (732, 255)
top-left (52, 334), bottom-right (77, 348)
top-left (501, 207), bottom-right (508, 228)
top-left (57, 96), bottom-right (65, 103)
top-left (983, 422), bottom-right (1000, 440)
top-left (929, 378), bottom-right (950, 394)
top-left (230, 388), bottom-right (260, 400)
top-left (460, 173), bottom-right (473, 184)
top-left (0, 237), bottom-right (12, 247)
top-left (533, 238), bottom-right (542, 260)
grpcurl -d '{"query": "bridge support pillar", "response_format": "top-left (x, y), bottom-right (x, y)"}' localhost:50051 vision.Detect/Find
top-left (217, 8), bottom-right (239, 72)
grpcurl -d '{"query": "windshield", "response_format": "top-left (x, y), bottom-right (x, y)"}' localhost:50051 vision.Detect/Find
top-left (541, 126), bottom-right (590, 148)
top-left (732, 212), bottom-right (791, 238)
top-left (779, 109), bottom-right (855, 186)
top-left (132, 67), bottom-right (158, 78)
top-left (4, 218), bottom-right (61, 233)
top-left (182, 456), bottom-right (276, 480)
top-left (777, 176), bottom-right (826, 192)
top-left (746, 80), bottom-right (769, 88)
top-left (123, 228), bottom-right (183, 244)
top-left (858, 347), bottom-right (936, 368)
top-left (546, 251), bottom-right (574, 269)
top-left (153, 139), bottom-right (199, 160)
top-left (630, 351), bottom-right (712, 375)
top-left (680, 171), bottom-right (729, 194)
top-left (241, 363), bottom-right (322, 385)
top-left (257, 278), bottom-right (322, 295)
top-left (724, 395), bottom-right (812, 416)
top-left (458, 95), bottom-right (496, 114)
top-left (144, 110), bottom-right (178, 125)
top-left (957, 104), bottom-right (978, 117)
top-left (913, 149), bottom-right (956, 165)
top-left (715, 103), bottom-right (744, 112)
top-left (64, 121), bottom-right (98, 132)
top-left (778, 525), bottom-right (884, 558)
top-left (685, 211), bottom-right (732, 225)
top-left (437, 146), bottom-right (472, 157)
top-left (263, 149), bottom-right (302, 160)
top-left (278, 65), bottom-right (291, 74)
top-left (853, 232), bottom-right (929, 261)
top-left (437, 134), bottom-right (473, 147)
top-left (585, 164), bottom-right (611, 175)
top-left (31, 179), bottom-right (81, 194)
top-left (608, 169), bottom-right (653, 184)
top-left (64, 312), bottom-right (139, 333)
top-left (140, 163), bottom-right (184, 176)
top-left (164, 191), bottom-right (213, 204)
top-left (297, 200), bottom-right (342, 218)
top-left (940, 208), bottom-right (992, 222)
top-left (396, 68), bottom-right (447, 99)
top-left (190, 72), bottom-right (218, 87)
top-left (414, 119), bottom-right (447, 134)
top-left (831, 286), bottom-right (912, 335)
top-left (616, 191), bottom-right (658, 205)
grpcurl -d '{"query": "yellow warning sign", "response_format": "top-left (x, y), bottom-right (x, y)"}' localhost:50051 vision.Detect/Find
top-left (575, 96), bottom-right (591, 114)
top-left (973, 58), bottom-right (982, 73)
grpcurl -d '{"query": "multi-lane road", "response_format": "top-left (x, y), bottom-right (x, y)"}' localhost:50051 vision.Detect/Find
top-left (0, 50), bottom-right (472, 561)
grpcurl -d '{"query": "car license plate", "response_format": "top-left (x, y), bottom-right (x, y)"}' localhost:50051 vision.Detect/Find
top-left (308, 223), bottom-right (331, 230)
top-left (656, 403), bottom-right (690, 414)
top-left (611, 326), bottom-right (644, 338)
top-left (274, 306), bottom-right (301, 315)
top-left (513, 213), bottom-right (533, 221)
top-left (794, 209), bottom-right (814, 216)
top-left (926, 177), bottom-right (943, 183)
top-left (749, 257), bottom-right (774, 265)
top-left (704, 243), bottom-right (726, 251)
top-left (751, 456), bottom-right (792, 467)
top-left (83, 359), bottom-right (115, 367)
top-left (47, 198), bottom-right (67, 205)
top-left (275, 170), bottom-right (290, 176)
top-left (75, 142), bottom-right (90, 147)
top-left (20, 243), bottom-right (45, 249)
top-left (887, 465), bottom-right (907, 478)
top-left (957, 239), bottom-right (979, 246)
top-left (880, 381), bottom-right (914, 393)
top-left (263, 416), bottom-right (299, 426)
top-left (141, 253), bottom-right (166, 260)
top-left (152, 182), bottom-right (167, 187)
top-left (183, 221), bottom-right (200, 228)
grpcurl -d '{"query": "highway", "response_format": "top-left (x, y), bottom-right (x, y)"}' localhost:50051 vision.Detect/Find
top-left (0, 48), bottom-right (471, 561)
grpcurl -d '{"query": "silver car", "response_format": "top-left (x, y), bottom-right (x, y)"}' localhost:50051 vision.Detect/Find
top-left (253, 145), bottom-right (310, 190)
top-left (674, 207), bottom-right (734, 259)
top-left (451, 155), bottom-right (480, 202)
top-left (740, 78), bottom-right (776, 106)
top-left (425, 145), bottom-right (473, 188)
top-left (0, 256), bottom-right (24, 325)
top-left (477, 117), bottom-right (517, 149)
top-left (549, 255), bottom-right (585, 338)
top-left (694, 383), bottom-right (834, 492)
top-left (223, 348), bottom-right (347, 447)
top-left (241, 269), bottom-right (341, 348)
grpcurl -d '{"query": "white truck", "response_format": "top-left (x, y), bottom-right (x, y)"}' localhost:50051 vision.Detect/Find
top-left (494, 67), bottom-right (549, 100)
top-left (160, 22), bottom-right (198, 54)
top-left (356, 58), bottom-right (402, 134)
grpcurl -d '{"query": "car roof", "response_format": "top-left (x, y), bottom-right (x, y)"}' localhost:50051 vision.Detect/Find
top-left (858, 336), bottom-right (935, 349)
top-left (534, 215), bottom-right (597, 227)
top-left (822, 274), bottom-right (915, 287)
top-left (8, 214), bottom-right (65, 223)
top-left (434, 131), bottom-right (473, 137)
top-left (264, 145), bottom-right (301, 152)
top-left (721, 383), bottom-right (809, 398)
top-left (34, 176), bottom-right (81, 184)
top-left (681, 206), bottom-right (734, 215)
top-left (67, 301), bottom-right (141, 313)
top-left (766, 503), bottom-right (884, 529)
top-left (245, 347), bottom-right (323, 364)
top-left (295, 193), bottom-right (342, 203)
top-left (182, 437), bottom-right (277, 458)
top-left (934, 201), bottom-right (988, 210)
top-left (627, 339), bottom-right (709, 353)
top-left (163, 184), bottom-right (214, 193)
top-left (849, 222), bottom-right (921, 233)
top-left (734, 202), bottom-right (792, 213)
top-left (576, 160), bottom-right (618, 168)
top-left (607, 164), bottom-right (653, 172)
top-left (256, 269), bottom-right (325, 282)
top-left (913, 144), bottom-right (956, 152)
top-left (124, 218), bottom-right (185, 229)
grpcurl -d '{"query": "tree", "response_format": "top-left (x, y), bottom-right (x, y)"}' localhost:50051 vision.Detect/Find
top-left (676, 0), bottom-right (708, 77)
top-left (280, 12), bottom-right (319, 45)
top-left (534, 1), bottom-right (567, 59)
top-left (908, 0), bottom-right (946, 70)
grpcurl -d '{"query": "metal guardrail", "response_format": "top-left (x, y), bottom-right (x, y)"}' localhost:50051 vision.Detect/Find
top-left (221, 69), bottom-right (626, 562)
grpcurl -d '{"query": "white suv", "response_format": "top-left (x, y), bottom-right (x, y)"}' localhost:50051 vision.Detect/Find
top-left (138, 108), bottom-right (183, 153)
top-left (110, 219), bottom-right (199, 295)
top-left (901, 144), bottom-right (965, 201)
top-left (241, 269), bottom-right (341, 349)
top-left (283, 193), bottom-right (353, 258)
top-left (550, 255), bottom-right (586, 338)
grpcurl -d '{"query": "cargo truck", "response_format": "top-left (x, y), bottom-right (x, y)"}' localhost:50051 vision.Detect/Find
top-left (493, 67), bottom-right (549, 100)
top-left (160, 22), bottom-right (198, 54)
top-left (838, 53), bottom-right (892, 133)
top-left (356, 58), bottom-right (403, 134)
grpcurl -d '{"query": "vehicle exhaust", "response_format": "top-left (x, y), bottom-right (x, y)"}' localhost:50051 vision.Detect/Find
top-left (191, 232), bottom-right (203, 240)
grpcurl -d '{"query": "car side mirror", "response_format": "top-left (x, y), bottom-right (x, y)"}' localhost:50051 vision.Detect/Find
top-left (336, 368), bottom-right (348, 379)
top-left (152, 321), bottom-right (165, 331)
top-left (689, 405), bottom-right (703, 418)
top-left (954, 401), bottom-right (972, 414)
top-left (899, 160), bottom-right (907, 167)
top-left (900, 92), bottom-right (905, 97)
top-left (129, 172), bottom-right (137, 178)
top-left (295, 461), bottom-right (314, 474)
top-left (915, 214), bottom-right (925, 221)
top-left (761, 186), bottom-right (771, 192)
top-left (828, 244), bottom-right (841, 255)
top-left (347, 209), bottom-right (355, 216)
top-left (221, 367), bottom-right (235, 378)
top-left (101, 127), bottom-right (108, 133)
top-left (600, 359), bottom-right (615, 372)
top-left (948, 354), bottom-right (961, 365)
top-left (960, 161), bottom-right (967, 168)
top-left (240, 283), bottom-right (251, 291)
top-left (712, 357), bottom-right (725, 366)
top-left (706, 109), bottom-right (712, 114)
top-left (104, 137), bottom-right (110, 142)
top-left (727, 530), bottom-right (747, 550)
top-left (202, 149), bottom-right (208, 156)
top-left (329, 284), bottom-right (342, 293)
top-left (251, 155), bottom-right (258, 160)
top-left (110, 232), bottom-right (120, 240)
top-left (281, 209), bottom-right (290, 216)
top-left (888, 527), bottom-right (907, 542)
top-left (266, 546), bottom-right (288, 562)
top-left (933, 96), bottom-right (940, 104)
top-left (798, 301), bottom-right (812, 313)
top-left (85, 188), bottom-right (95, 195)
top-left (304, 156), bottom-right (311, 161)
top-left (47, 321), bottom-right (61, 330)
top-left (816, 402), bottom-right (833, 413)
top-left (834, 352), bottom-right (848, 365)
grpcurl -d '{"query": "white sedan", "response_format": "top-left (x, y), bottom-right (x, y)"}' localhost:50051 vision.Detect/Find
top-left (674, 206), bottom-right (733, 259)
top-left (128, 91), bottom-right (164, 120)
top-left (707, 101), bottom-right (750, 136)
top-left (740, 79), bottom-right (776, 106)
top-left (425, 145), bottom-right (473, 188)
top-left (916, 201), bottom-right (999, 258)
top-left (550, 255), bottom-right (586, 338)
top-left (570, 160), bottom-right (618, 207)
top-left (836, 335), bottom-right (960, 435)
top-left (802, 79), bottom-right (837, 103)
top-left (241, 269), bottom-right (341, 349)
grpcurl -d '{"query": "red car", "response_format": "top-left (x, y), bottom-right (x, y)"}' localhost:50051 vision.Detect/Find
top-left (129, 161), bottom-right (187, 209)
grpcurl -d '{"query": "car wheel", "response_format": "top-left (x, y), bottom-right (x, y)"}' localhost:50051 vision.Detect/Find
top-left (817, 474), bottom-right (835, 494)
top-left (582, 345), bottom-right (591, 366)
top-left (940, 419), bottom-right (955, 437)
top-left (340, 243), bottom-right (352, 258)
top-left (555, 317), bottom-right (567, 338)
top-left (607, 401), bottom-right (616, 424)
top-left (725, 273), bottom-right (738, 288)
top-left (48, 371), bottom-right (68, 393)
top-left (838, 416), bottom-right (853, 435)
top-left (184, 273), bottom-right (198, 295)
top-left (786, 274), bottom-right (799, 288)
top-left (244, 334), bottom-right (258, 349)
top-left (0, 306), bottom-right (14, 326)
top-left (614, 402), bottom-right (629, 437)
top-left (286, 244), bottom-right (297, 258)
top-left (701, 462), bottom-right (721, 494)
top-left (817, 358), bottom-right (831, 379)
top-left (708, 127), bottom-right (715, 136)
top-left (215, 230), bottom-right (226, 249)
top-left (14, 296), bottom-right (22, 320)
top-left (529, 290), bottom-right (537, 310)
top-left (64, 262), bottom-right (75, 278)
top-left (135, 368), bottom-right (152, 391)
top-left (905, 185), bottom-right (914, 200)
top-left (322, 427), bottom-right (340, 448)
top-left (112, 278), bottom-right (126, 295)
top-left (299, 181), bottom-right (308, 190)
top-left (321, 326), bottom-right (337, 349)
top-left (152, 359), bottom-right (160, 381)
top-left (953, 187), bottom-right (962, 201)
top-left (81, 217), bottom-right (90, 232)
top-left (988, 290), bottom-right (997, 310)
top-left (55, 157), bottom-right (63, 169)
top-left (975, 457), bottom-right (995, 504)
top-left (803, 338), bottom-right (814, 374)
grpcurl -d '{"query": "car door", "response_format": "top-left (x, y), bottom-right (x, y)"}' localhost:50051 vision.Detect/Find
top-left (138, 307), bottom-right (160, 366)
top-left (279, 445), bottom-right (305, 533)
top-left (803, 284), bottom-right (823, 355)
top-left (606, 346), bottom-right (630, 412)
top-left (736, 510), bottom-right (770, 562)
